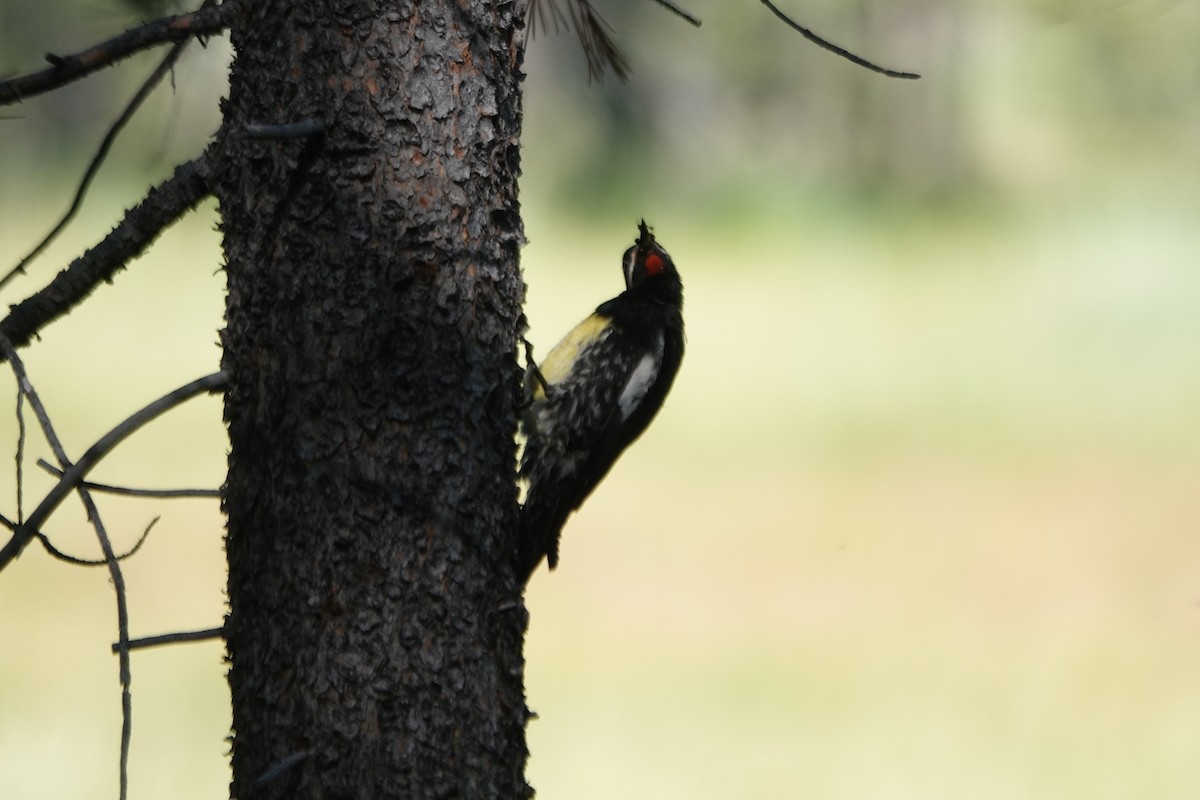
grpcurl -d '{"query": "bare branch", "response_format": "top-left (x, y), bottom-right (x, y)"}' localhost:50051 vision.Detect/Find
top-left (35, 459), bottom-right (221, 498)
top-left (112, 625), bottom-right (224, 653)
top-left (35, 516), bottom-right (158, 565)
top-left (759, 0), bottom-right (921, 80)
top-left (49, 461), bottom-right (134, 800)
top-left (0, 155), bottom-right (212, 364)
top-left (0, 368), bottom-right (228, 572)
top-left (0, 333), bottom-right (74, 469)
top-left (1, 40), bottom-right (191, 291)
top-left (649, 0), bottom-right (702, 28)
top-left (0, 0), bottom-right (243, 106)
top-left (14, 384), bottom-right (25, 523)
top-left (79, 490), bottom-right (133, 800)
top-left (0, 332), bottom-right (137, 798)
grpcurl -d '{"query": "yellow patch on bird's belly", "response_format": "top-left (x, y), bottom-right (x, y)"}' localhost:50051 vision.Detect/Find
top-left (535, 313), bottom-right (611, 395)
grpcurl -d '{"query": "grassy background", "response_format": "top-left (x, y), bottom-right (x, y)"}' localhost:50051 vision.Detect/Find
top-left (520, 196), bottom-right (1200, 799)
top-left (2, 1), bottom-right (1200, 797)
top-left (1, 189), bottom-right (1197, 798)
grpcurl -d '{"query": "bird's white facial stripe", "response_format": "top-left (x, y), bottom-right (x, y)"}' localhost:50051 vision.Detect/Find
top-left (623, 247), bottom-right (637, 289)
top-left (618, 339), bottom-right (664, 420)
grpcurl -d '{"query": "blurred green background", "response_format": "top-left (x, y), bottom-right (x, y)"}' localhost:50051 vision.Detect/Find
top-left (2, 0), bottom-right (1200, 797)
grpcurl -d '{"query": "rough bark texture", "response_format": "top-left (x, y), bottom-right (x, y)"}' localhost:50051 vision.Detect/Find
top-left (212, 1), bottom-right (530, 797)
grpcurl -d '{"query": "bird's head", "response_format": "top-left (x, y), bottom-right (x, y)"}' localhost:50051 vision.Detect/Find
top-left (622, 219), bottom-right (676, 290)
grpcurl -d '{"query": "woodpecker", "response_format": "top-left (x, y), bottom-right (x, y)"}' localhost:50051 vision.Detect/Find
top-left (517, 220), bottom-right (684, 581)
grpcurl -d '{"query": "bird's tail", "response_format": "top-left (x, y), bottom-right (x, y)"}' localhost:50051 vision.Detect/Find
top-left (514, 486), bottom-right (573, 584)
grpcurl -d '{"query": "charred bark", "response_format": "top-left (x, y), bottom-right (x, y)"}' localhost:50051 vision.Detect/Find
top-left (212, 1), bottom-right (530, 797)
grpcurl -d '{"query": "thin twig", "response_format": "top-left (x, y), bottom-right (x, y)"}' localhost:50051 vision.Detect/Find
top-left (35, 516), bottom-right (158, 566)
top-left (759, 0), bottom-right (920, 80)
top-left (77, 490), bottom-right (133, 800)
top-left (1, 40), bottom-right (190, 291)
top-left (36, 459), bottom-right (220, 498)
top-left (0, 367), bottom-right (228, 572)
top-left (15, 384), bottom-right (25, 523)
top-left (0, 336), bottom-right (73, 472)
top-left (112, 625), bottom-right (224, 653)
top-left (0, 155), bottom-right (212, 364)
top-left (0, 331), bottom-right (134, 800)
top-left (649, 0), bottom-right (701, 27)
top-left (0, 0), bottom-right (242, 106)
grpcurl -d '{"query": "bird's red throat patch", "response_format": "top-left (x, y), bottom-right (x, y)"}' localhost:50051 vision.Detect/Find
top-left (644, 251), bottom-right (664, 275)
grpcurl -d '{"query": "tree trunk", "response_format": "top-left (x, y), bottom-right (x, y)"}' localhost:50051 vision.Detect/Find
top-left (212, 2), bottom-right (530, 797)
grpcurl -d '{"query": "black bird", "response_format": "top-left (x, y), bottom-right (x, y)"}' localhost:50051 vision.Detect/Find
top-left (517, 221), bottom-right (685, 581)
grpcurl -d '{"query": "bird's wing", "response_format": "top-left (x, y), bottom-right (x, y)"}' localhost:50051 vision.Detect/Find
top-left (517, 314), bottom-right (664, 575)
top-left (523, 320), bottom-right (656, 481)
